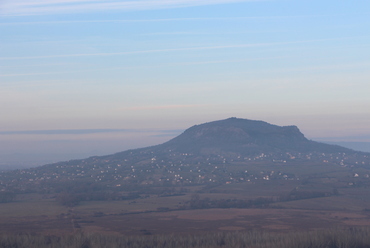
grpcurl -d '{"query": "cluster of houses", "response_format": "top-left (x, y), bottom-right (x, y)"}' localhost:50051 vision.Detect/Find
top-left (0, 150), bottom-right (369, 192)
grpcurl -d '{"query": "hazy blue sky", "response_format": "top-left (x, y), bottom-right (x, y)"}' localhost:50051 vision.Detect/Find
top-left (1, 0), bottom-right (370, 167)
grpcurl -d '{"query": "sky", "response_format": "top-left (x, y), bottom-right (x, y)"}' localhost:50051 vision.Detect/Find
top-left (1, 0), bottom-right (370, 168)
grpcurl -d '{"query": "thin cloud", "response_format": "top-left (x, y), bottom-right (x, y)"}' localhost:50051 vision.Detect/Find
top-left (0, 18), bottom-right (225, 25)
top-left (0, 15), bottom-right (343, 25)
top-left (0, 56), bottom-right (288, 77)
top-left (2, 55), bottom-right (368, 78)
top-left (314, 135), bottom-right (370, 142)
top-left (0, 128), bottom-right (183, 135)
top-left (139, 30), bottom-right (286, 36)
top-left (11, 0), bottom-right (103, 6)
top-left (0, 43), bottom-right (267, 61)
top-left (121, 104), bottom-right (207, 111)
top-left (1, 0), bottom-right (259, 16)
top-left (0, 71), bottom-right (81, 77)
top-left (1, 36), bottom-right (367, 61)
top-left (0, 18), bottom-right (241, 25)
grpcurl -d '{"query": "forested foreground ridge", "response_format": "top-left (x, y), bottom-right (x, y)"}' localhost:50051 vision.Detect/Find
top-left (1, 227), bottom-right (370, 248)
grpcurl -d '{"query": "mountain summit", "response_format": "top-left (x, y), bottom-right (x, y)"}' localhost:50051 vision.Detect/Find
top-left (156, 117), bottom-right (351, 156)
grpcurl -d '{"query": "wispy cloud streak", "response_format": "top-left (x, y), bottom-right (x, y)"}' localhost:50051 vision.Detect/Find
top-left (0, 43), bottom-right (266, 61)
top-left (0, 128), bottom-right (183, 135)
top-left (315, 135), bottom-right (370, 142)
top-left (0, 56), bottom-right (287, 77)
top-left (2, 57), bottom-right (369, 78)
top-left (1, 36), bottom-right (367, 61)
top-left (1, 0), bottom-right (258, 16)
top-left (120, 104), bottom-right (207, 111)
top-left (0, 15), bottom-right (343, 25)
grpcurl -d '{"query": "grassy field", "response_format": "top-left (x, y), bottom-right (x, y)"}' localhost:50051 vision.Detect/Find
top-left (2, 178), bottom-right (370, 236)
top-left (74, 194), bottom-right (190, 215)
top-left (2, 193), bottom-right (368, 236)
top-left (0, 198), bottom-right (65, 217)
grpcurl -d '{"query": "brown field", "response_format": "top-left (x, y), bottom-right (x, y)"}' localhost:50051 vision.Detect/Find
top-left (2, 174), bottom-right (370, 237)
top-left (2, 196), bottom-right (370, 236)
top-left (75, 208), bottom-right (370, 235)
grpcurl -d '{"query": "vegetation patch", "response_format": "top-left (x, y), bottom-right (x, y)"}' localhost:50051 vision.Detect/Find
top-left (1, 227), bottom-right (370, 248)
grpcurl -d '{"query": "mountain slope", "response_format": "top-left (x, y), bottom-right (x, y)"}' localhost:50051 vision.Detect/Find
top-left (156, 117), bottom-right (351, 155)
top-left (99, 117), bottom-right (352, 164)
top-left (1, 118), bottom-right (368, 192)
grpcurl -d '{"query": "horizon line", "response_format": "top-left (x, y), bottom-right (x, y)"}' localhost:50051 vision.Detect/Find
top-left (0, 128), bottom-right (184, 135)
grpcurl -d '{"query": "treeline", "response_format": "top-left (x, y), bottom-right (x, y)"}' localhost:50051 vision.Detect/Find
top-left (186, 194), bottom-right (273, 209)
top-left (52, 180), bottom-right (189, 206)
top-left (56, 191), bottom-right (141, 207)
top-left (0, 191), bottom-right (16, 203)
top-left (1, 227), bottom-right (370, 248)
top-left (49, 179), bottom-right (335, 207)
top-left (280, 188), bottom-right (338, 201)
top-left (185, 188), bottom-right (336, 210)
